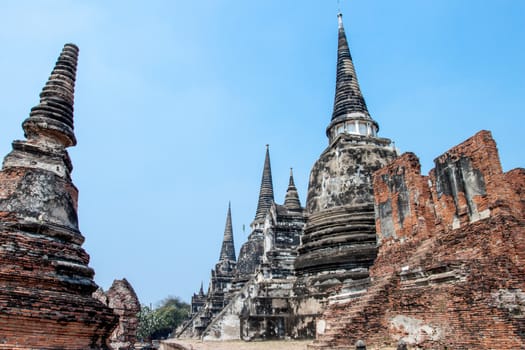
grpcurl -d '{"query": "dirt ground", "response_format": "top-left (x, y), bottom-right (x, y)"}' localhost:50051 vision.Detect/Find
top-left (162, 339), bottom-right (311, 350)
top-left (162, 339), bottom-right (397, 350)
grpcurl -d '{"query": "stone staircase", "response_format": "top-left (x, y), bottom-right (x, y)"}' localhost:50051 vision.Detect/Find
top-left (307, 273), bottom-right (399, 349)
top-left (307, 236), bottom-right (442, 349)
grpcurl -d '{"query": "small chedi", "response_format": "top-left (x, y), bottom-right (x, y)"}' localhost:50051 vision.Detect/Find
top-left (0, 44), bottom-right (137, 349)
top-left (195, 202), bottom-right (238, 336)
top-left (235, 145), bottom-right (276, 286)
top-left (177, 202), bottom-right (237, 338)
top-left (179, 11), bottom-right (524, 350)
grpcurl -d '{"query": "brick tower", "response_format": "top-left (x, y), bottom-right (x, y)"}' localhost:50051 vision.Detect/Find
top-left (0, 44), bottom-right (118, 349)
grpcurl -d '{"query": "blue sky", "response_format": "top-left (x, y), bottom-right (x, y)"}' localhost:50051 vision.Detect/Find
top-left (0, 1), bottom-right (523, 306)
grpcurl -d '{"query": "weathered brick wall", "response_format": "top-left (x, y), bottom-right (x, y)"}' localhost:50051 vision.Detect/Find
top-left (374, 152), bottom-right (436, 247)
top-left (94, 279), bottom-right (141, 350)
top-left (429, 131), bottom-right (504, 230)
top-left (505, 167), bottom-right (525, 215)
top-left (311, 131), bottom-right (525, 349)
top-left (371, 215), bottom-right (524, 349)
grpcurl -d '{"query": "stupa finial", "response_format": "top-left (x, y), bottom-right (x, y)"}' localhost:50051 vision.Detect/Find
top-left (22, 43), bottom-right (79, 147)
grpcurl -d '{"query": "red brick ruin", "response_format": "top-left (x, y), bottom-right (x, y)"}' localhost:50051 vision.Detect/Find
top-left (94, 279), bottom-right (141, 350)
top-left (312, 130), bottom-right (525, 349)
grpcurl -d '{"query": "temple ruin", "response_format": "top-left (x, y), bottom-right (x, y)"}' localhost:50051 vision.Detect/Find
top-left (178, 11), bottom-right (397, 341)
top-left (0, 8), bottom-right (522, 350)
top-left (178, 12), bottom-right (524, 350)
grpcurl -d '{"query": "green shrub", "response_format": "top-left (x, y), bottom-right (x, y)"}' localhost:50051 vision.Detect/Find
top-left (137, 296), bottom-right (190, 340)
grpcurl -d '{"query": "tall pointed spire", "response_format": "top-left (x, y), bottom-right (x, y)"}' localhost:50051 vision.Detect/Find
top-left (219, 202), bottom-right (236, 262)
top-left (22, 43), bottom-right (79, 147)
top-left (327, 13), bottom-right (378, 141)
top-left (199, 281), bottom-right (205, 296)
top-left (254, 145), bottom-right (274, 222)
top-left (284, 168), bottom-right (301, 210)
top-left (332, 12), bottom-right (370, 121)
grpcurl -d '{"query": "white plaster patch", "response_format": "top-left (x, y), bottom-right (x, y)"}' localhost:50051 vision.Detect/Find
top-left (471, 208), bottom-right (491, 223)
top-left (452, 216), bottom-right (461, 230)
top-left (296, 297), bottom-right (322, 315)
top-left (390, 315), bottom-right (442, 345)
top-left (491, 289), bottom-right (525, 316)
top-left (316, 319), bottom-right (326, 335)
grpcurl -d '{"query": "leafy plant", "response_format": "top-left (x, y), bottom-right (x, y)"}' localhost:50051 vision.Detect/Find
top-left (137, 296), bottom-right (190, 341)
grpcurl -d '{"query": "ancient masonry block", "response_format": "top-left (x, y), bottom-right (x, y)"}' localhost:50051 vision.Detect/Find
top-left (94, 279), bottom-right (141, 350)
top-left (179, 13), bottom-right (399, 341)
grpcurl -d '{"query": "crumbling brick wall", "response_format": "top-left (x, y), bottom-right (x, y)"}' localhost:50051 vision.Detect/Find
top-left (374, 152), bottom-right (436, 246)
top-left (504, 167), bottom-right (525, 215)
top-left (94, 279), bottom-right (141, 350)
top-left (312, 130), bottom-right (525, 350)
top-left (429, 130), bottom-right (507, 230)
